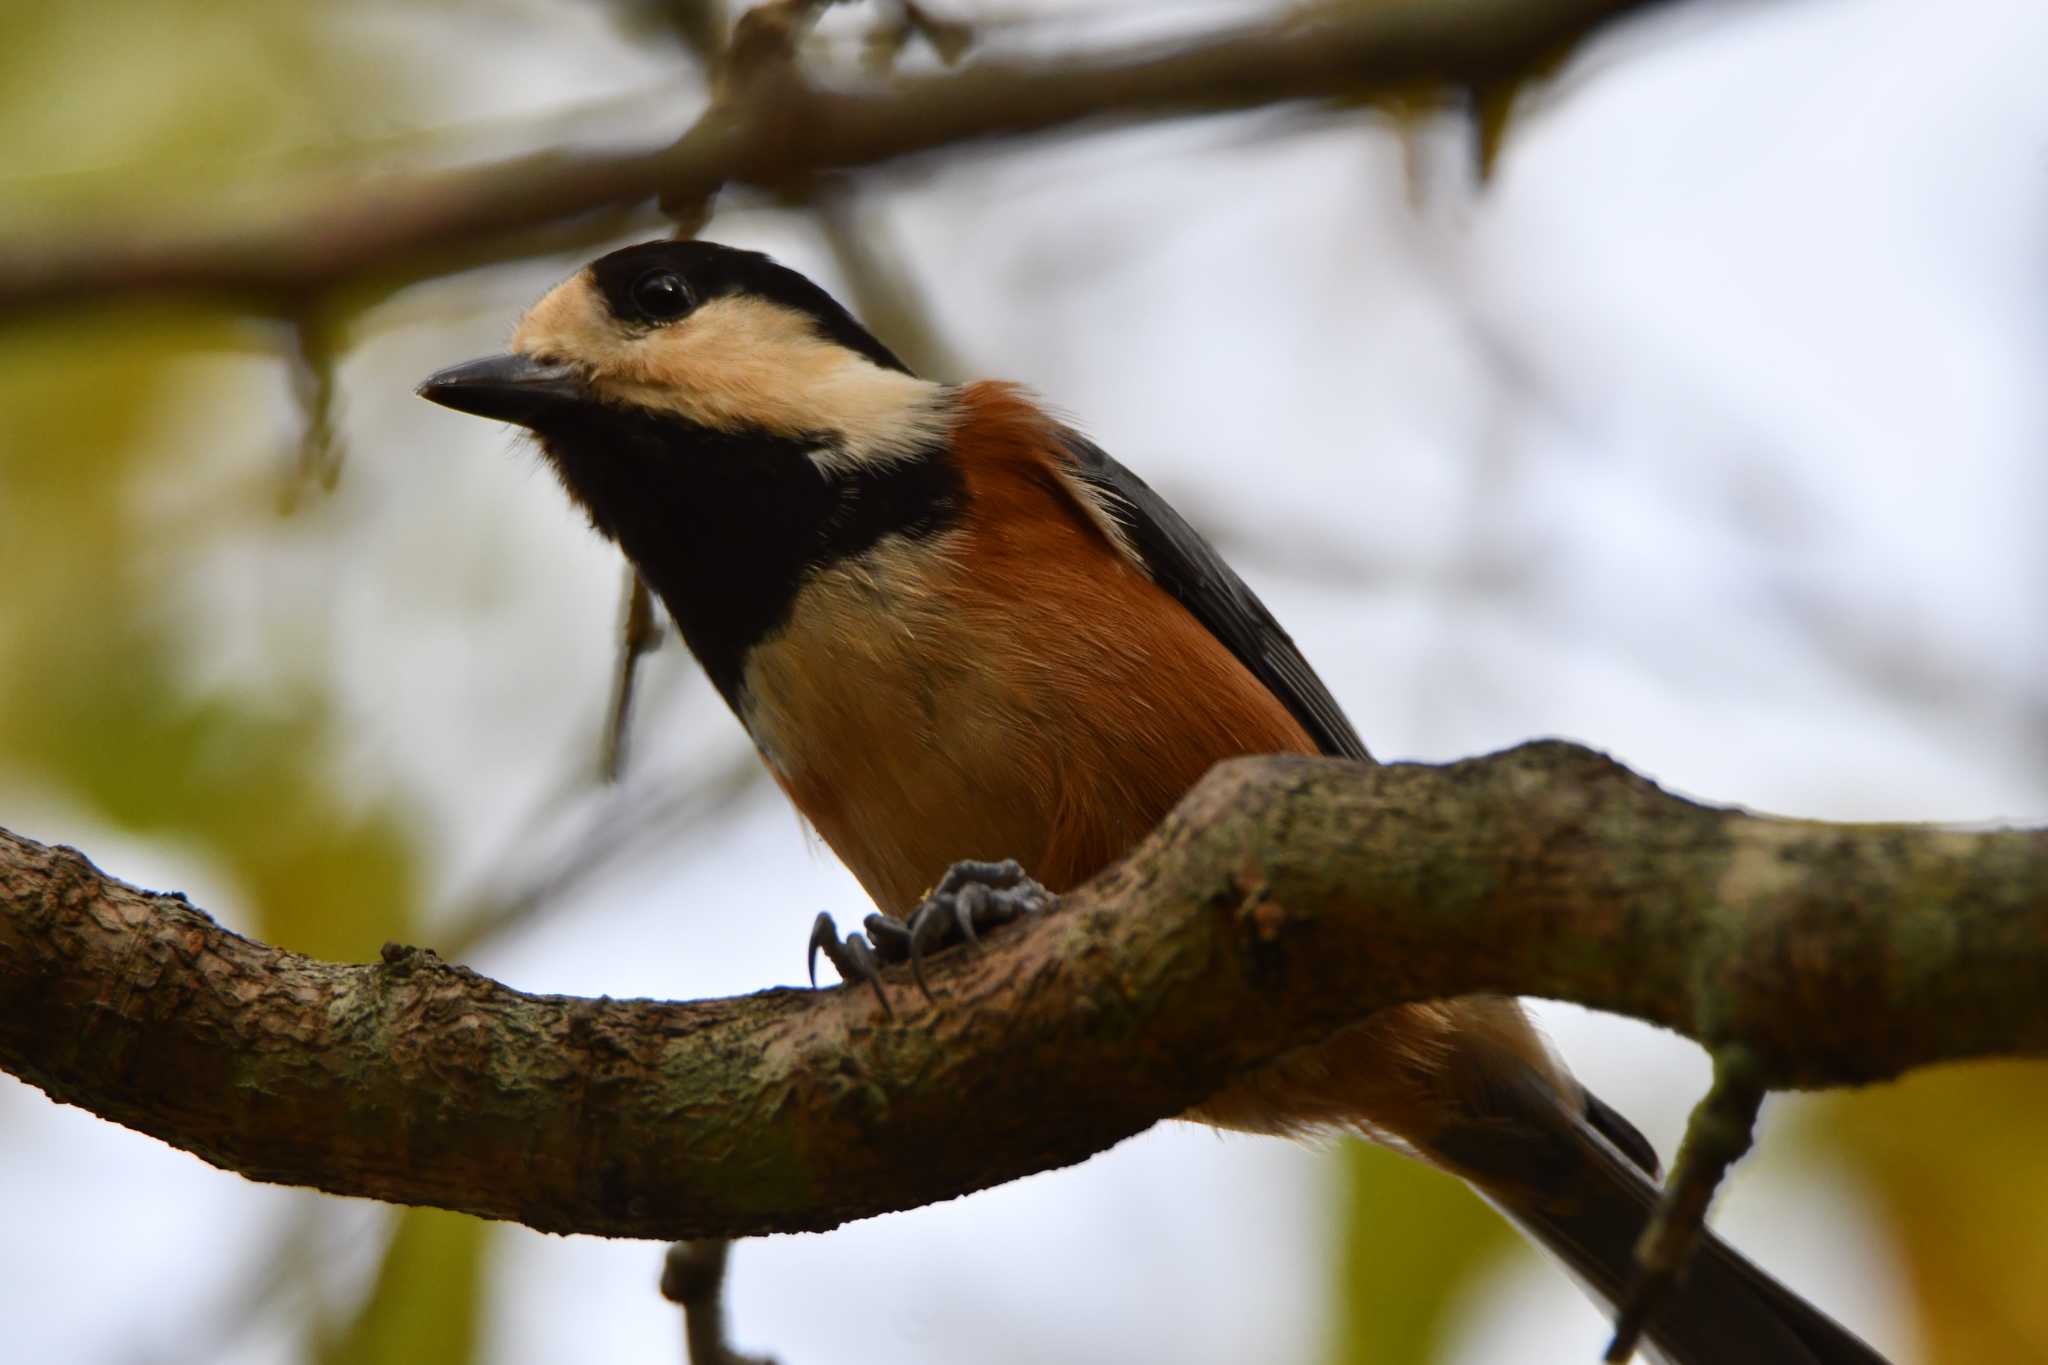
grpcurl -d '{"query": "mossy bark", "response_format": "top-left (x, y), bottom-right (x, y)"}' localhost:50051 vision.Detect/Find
top-left (2, 740), bottom-right (2042, 1239)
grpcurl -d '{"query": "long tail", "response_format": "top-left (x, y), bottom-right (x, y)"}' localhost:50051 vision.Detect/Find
top-left (1433, 1073), bottom-right (1888, 1364)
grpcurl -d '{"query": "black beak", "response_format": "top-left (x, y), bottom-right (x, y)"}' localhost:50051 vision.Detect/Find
top-left (417, 353), bottom-right (589, 427)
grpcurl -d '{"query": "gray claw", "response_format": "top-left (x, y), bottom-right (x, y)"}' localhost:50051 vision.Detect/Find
top-left (807, 913), bottom-right (895, 1018)
top-left (842, 934), bottom-right (891, 1018)
top-left (953, 882), bottom-right (990, 948)
top-left (807, 911), bottom-right (836, 989)
top-left (905, 904), bottom-right (955, 1002)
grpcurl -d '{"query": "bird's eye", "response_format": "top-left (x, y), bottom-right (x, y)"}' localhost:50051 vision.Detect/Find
top-left (629, 268), bottom-right (692, 322)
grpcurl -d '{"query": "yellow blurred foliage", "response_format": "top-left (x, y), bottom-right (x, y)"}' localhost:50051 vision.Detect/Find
top-left (314, 1209), bottom-right (493, 1365)
top-left (1812, 1061), bottom-right (2048, 1364)
top-left (1330, 1138), bottom-right (1521, 1364)
top-left (1, 2), bottom-right (488, 1358)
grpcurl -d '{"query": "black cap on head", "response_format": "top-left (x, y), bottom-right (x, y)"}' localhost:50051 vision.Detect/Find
top-left (585, 241), bottom-right (913, 376)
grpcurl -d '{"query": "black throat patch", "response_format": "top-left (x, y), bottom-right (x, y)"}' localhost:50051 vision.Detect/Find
top-left (529, 402), bottom-right (963, 707)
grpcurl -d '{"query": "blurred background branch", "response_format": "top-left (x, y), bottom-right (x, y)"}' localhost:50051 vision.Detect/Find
top-left (0, 0), bottom-right (1675, 319)
top-left (662, 1240), bottom-right (777, 1365)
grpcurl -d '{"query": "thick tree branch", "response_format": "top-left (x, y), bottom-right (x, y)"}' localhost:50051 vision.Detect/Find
top-left (0, 0), bottom-right (1683, 317)
top-left (2, 740), bottom-right (2041, 1241)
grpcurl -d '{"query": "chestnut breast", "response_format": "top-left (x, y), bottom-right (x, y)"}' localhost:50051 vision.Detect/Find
top-left (738, 436), bottom-right (1316, 914)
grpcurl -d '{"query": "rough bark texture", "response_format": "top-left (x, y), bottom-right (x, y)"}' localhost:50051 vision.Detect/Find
top-left (2, 741), bottom-right (2042, 1240)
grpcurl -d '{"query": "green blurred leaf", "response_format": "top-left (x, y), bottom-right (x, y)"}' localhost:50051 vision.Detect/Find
top-left (316, 1209), bottom-right (492, 1365)
top-left (1330, 1139), bottom-right (1521, 1365)
top-left (0, 0), bottom-right (442, 228)
top-left (0, 4), bottom-right (510, 1363)
top-left (0, 313), bottom-right (423, 956)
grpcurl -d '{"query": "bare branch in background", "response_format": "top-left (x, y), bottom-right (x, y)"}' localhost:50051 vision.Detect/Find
top-left (602, 571), bottom-right (668, 783)
top-left (278, 306), bottom-right (347, 506)
top-left (4, 741), bottom-right (2042, 1241)
top-left (1775, 583), bottom-right (2048, 778)
top-left (863, 0), bottom-right (976, 71)
top-left (810, 184), bottom-right (964, 379)
top-left (432, 744), bottom-right (763, 959)
top-left (0, 0), bottom-right (1684, 318)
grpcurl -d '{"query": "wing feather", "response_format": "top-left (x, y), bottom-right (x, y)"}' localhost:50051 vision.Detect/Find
top-left (1057, 432), bottom-right (1372, 763)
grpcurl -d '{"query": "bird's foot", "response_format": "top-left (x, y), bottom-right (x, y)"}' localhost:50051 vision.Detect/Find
top-left (807, 859), bottom-right (1056, 1013)
top-left (875, 859), bottom-right (1058, 999)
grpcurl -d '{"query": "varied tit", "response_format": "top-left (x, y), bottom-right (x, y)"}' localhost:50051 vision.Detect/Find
top-left (420, 239), bottom-right (1885, 1365)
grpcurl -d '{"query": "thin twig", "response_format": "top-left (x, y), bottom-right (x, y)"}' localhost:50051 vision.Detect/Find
top-left (864, 0), bottom-right (975, 71)
top-left (662, 1240), bottom-right (778, 1365)
top-left (602, 570), bottom-right (667, 783)
top-left (810, 184), bottom-right (963, 379)
top-left (1606, 1046), bottom-right (1769, 1362)
top-left (278, 306), bottom-right (347, 506)
top-left (432, 744), bottom-right (763, 959)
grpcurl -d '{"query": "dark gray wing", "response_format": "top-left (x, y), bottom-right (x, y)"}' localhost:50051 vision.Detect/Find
top-left (1059, 432), bottom-right (1372, 763)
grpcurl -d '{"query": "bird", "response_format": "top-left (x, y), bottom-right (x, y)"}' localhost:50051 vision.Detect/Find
top-left (419, 238), bottom-right (1887, 1365)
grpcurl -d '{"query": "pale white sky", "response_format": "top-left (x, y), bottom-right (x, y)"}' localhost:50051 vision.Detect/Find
top-left (4, 1), bottom-right (2045, 1362)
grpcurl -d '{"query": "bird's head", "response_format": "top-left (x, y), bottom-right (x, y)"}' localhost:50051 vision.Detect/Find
top-left (419, 239), bottom-right (948, 471)
top-left (416, 239), bottom-right (965, 702)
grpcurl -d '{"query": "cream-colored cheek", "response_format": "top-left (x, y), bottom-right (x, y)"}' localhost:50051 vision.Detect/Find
top-left (511, 275), bottom-right (633, 371)
top-left (507, 287), bottom-right (954, 468)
